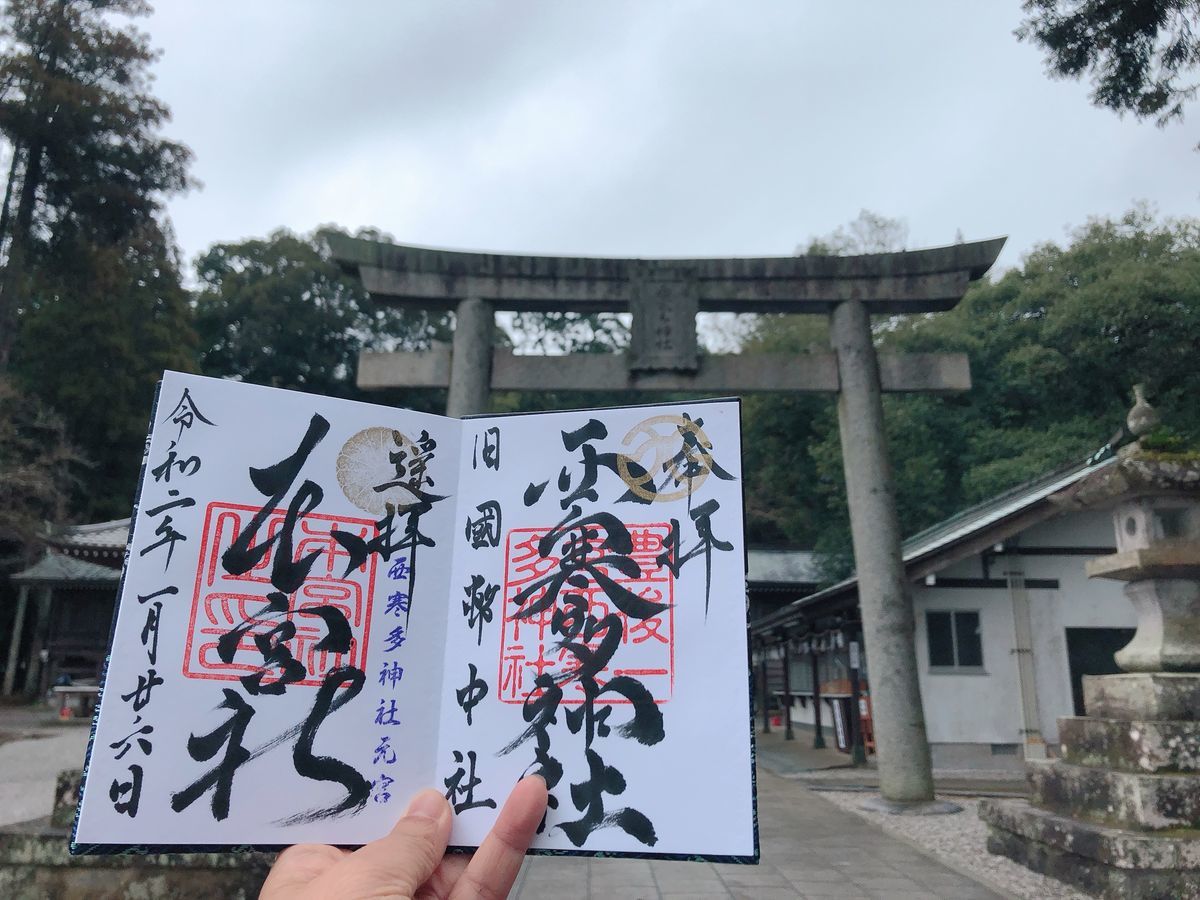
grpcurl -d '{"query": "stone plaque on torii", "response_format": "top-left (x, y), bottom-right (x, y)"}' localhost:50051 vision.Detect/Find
top-left (330, 233), bottom-right (1005, 808)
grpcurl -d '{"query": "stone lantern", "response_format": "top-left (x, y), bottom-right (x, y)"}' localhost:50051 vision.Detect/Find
top-left (981, 390), bottom-right (1200, 898)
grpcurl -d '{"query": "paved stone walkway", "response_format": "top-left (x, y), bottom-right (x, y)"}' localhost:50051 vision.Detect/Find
top-left (511, 768), bottom-right (1005, 899)
top-left (754, 729), bottom-right (1027, 795)
top-left (753, 728), bottom-right (855, 777)
top-left (0, 707), bottom-right (1006, 898)
top-left (0, 712), bottom-right (89, 827)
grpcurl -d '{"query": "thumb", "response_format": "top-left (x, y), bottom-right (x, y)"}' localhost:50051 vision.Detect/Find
top-left (320, 789), bottom-right (453, 898)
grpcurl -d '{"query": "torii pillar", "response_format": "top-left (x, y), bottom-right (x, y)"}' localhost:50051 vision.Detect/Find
top-left (330, 234), bottom-right (1005, 807)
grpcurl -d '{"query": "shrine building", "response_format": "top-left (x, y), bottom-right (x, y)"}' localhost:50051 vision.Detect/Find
top-left (751, 452), bottom-right (1137, 768)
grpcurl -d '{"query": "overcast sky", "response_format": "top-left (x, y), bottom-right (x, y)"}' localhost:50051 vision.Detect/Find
top-left (145, 1), bottom-right (1197, 275)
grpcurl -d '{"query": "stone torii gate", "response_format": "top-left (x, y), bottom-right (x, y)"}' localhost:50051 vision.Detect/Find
top-left (330, 233), bottom-right (1005, 808)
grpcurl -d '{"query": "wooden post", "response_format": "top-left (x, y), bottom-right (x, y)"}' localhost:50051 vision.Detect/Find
top-left (23, 587), bottom-right (52, 696)
top-left (1007, 561), bottom-right (1047, 760)
top-left (782, 636), bottom-right (794, 741)
top-left (760, 656), bottom-right (771, 734)
top-left (2, 584), bottom-right (29, 696)
top-left (811, 649), bottom-right (826, 750)
top-left (849, 634), bottom-right (867, 766)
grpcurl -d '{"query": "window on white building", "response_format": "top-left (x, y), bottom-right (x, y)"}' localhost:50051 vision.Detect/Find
top-left (926, 610), bottom-right (983, 671)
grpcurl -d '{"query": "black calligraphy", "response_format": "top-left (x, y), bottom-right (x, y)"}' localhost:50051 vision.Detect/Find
top-left (472, 426), bottom-right (500, 471)
top-left (456, 664), bottom-right (488, 726)
top-left (461, 574), bottom-right (497, 646)
top-left (443, 750), bottom-right (497, 814)
top-left (464, 500), bottom-right (502, 549)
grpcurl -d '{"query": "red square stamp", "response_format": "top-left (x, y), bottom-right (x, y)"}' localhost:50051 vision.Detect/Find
top-left (183, 502), bottom-right (378, 686)
top-left (498, 522), bottom-right (675, 706)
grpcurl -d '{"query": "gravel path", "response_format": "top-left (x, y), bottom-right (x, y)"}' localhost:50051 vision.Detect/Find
top-left (815, 791), bottom-right (1090, 900)
top-left (0, 725), bottom-right (90, 826)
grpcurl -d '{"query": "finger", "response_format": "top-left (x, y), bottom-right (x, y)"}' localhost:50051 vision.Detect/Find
top-left (449, 775), bottom-right (548, 900)
top-left (258, 843), bottom-right (347, 899)
top-left (310, 789), bottom-right (453, 899)
top-left (414, 854), bottom-right (469, 900)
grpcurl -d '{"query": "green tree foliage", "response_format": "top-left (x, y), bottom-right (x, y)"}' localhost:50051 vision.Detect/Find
top-left (507, 310), bottom-right (629, 355)
top-left (797, 208), bottom-right (909, 256)
top-left (1018, 1), bottom-right (1200, 128)
top-left (0, 375), bottom-right (80, 659)
top-left (0, 375), bottom-right (80, 550)
top-left (742, 209), bottom-right (1200, 583)
top-left (739, 316), bottom-right (830, 549)
top-left (194, 228), bottom-right (451, 407)
top-left (884, 207), bottom-right (1200, 485)
top-left (0, 0), bottom-right (196, 520)
top-left (0, 0), bottom-right (192, 368)
top-left (14, 222), bottom-right (197, 517)
top-left (742, 212), bottom-right (908, 559)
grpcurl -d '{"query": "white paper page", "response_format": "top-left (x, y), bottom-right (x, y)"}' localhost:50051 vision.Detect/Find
top-left (74, 372), bottom-right (460, 849)
top-left (435, 401), bottom-right (756, 859)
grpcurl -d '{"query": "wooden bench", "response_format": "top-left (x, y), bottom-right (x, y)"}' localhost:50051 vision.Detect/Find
top-left (51, 684), bottom-right (99, 718)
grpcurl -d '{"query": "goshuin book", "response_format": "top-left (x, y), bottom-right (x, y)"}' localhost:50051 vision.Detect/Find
top-left (72, 371), bottom-right (758, 861)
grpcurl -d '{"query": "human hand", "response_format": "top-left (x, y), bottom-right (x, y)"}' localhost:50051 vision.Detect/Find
top-left (260, 774), bottom-right (548, 900)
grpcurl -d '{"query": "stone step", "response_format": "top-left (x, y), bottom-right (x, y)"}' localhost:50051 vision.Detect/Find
top-left (1059, 716), bottom-right (1200, 774)
top-left (1028, 759), bottom-right (1200, 831)
top-left (1085, 672), bottom-right (1200, 721)
top-left (979, 797), bottom-right (1200, 899)
top-left (0, 818), bottom-right (272, 899)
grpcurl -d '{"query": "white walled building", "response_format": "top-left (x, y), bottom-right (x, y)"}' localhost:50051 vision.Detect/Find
top-left (750, 455), bottom-right (1137, 767)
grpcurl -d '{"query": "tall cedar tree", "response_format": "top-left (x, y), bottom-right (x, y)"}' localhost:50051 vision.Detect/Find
top-left (16, 223), bottom-right (196, 517)
top-left (0, 375), bottom-right (80, 549)
top-left (0, 0), bottom-right (196, 517)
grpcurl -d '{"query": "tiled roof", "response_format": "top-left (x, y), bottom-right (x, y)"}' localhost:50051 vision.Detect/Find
top-left (898, 456), bottom-right (1118, 563)
top-left (746, 549), bottom-right (819, 585)
top-left (751, 453), bottom-right (1119, 635)
top-left (11, 551), bottom-right (122, 585)
top-left (48, 518), bottom-right (131, 553)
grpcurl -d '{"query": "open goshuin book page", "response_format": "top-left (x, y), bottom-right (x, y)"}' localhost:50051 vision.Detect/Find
top-left (72, 371), bottom-right (758, 861)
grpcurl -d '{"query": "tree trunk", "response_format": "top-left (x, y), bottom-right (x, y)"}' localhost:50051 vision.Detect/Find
top-left (0, 138), bottom-right (42, 372)
top-left (0, 0), bottom-right (67, 372)
top-left (0, 141), bottom-right (23, 257)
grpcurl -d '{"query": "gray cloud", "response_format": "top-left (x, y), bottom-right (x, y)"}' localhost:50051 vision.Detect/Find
top-left (146, 1), bottom-right (1199, 273)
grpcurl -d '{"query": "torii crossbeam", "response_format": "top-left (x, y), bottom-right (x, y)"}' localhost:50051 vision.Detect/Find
top-left (329, 235), bottom-right (1002, 407)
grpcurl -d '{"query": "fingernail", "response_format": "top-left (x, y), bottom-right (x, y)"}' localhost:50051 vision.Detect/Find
top-left (521, 773), bottom-right (547, 788)
top-left (405, 789), bottom-right (448, 822)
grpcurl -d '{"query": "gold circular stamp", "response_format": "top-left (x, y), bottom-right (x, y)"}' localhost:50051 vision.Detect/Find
top-left (336, 426), bottom-right (429, 516)
top-left (616, 413), bottom-right (719, 503)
